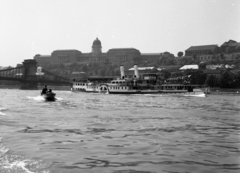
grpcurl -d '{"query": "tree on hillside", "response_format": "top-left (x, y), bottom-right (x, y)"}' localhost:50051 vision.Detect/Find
top-left (219, 71), bottom-right (234, 88)
top-left (82, 64), bottom-right (89, 72)
top-left (235, 47), bottom-right (240, 53)
top-left (159, 52), bottom-right (176, 66)
top-left (177, 52), bottom-right (184, 57)
top-left (235, 54), bottom-right (240, 61)
top-left (220, 54), bottom-right (225, 61)
top-left (214, 47), bottom-right (222, 54)
top-left (133, 57), bottom-right (140, 64)
top-left (178, 56), bottom-right (193, 66)
top-left (104, 59), bottom-right (111, 66)
top-left (184, 70), bottom-right (206, 85)
top-left (161, 69), bottom-right (171, 79)
top-left (232, 72), bottom-right (240, 88)
top-left (192, 54), bottom-right (197, 61)
top-left (199, 62), bottom-right (207, 70)
top-left (69, 62), bottom-right (78, 71)
top-left (205, 75), bottom-right (218, 88)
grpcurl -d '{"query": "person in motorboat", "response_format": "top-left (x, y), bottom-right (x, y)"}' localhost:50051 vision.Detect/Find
top-left (41, 85), bottom-right (48, 95)
top-left (46, 88), bottom-right (55, 97)
top-left (42, 88), bottom-right (56, 101)
top-left (47, 89), bottom-right (53, 93)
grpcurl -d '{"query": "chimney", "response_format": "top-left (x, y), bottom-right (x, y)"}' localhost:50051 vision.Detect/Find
top-left (120, 65), bottom-right (125, 79)
top-left (134, 64), bottom-right (139, 79)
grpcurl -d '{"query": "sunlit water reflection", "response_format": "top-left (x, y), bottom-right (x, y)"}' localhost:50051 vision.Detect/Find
top-left (0, 89), bottom-right (240, 173)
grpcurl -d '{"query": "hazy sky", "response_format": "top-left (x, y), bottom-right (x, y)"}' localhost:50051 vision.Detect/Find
top-left (0, 0), bottom-right (239, 66)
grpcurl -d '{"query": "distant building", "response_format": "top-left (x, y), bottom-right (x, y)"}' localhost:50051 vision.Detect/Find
top-left (0, 66), bottom-right (13, 70)
top-left (16, 64), bottom-right (23, 67)
top-left (107, 48), bottom-right (141, 68)
top-left (51, 50), bottom-right (82, 63)
top-left (139, 53), bottom-right (161, 64)
top-left (34, 38), bottom-right (161, 68)
top-left (126, 66), bottom-right (164, 79)
top-left (184, 40), bottom-right (240, 62)
top-left (185, 45), bottom-right (218, 56)
top-left (34, 55), bottom-right (52, 66)
top-left (70, 71), bottom-right (88, 80)
top-left (221, 39), bottom-right (240, 50)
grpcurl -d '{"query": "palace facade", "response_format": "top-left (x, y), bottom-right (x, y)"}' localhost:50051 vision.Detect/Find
top-left (184, 40), bottom-right (240, 62)
top-left (34, 38), bottom-right (161, 68)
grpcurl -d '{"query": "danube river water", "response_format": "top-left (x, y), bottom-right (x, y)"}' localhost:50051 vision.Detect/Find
top-left (0, 89), bottom-right (239, 173)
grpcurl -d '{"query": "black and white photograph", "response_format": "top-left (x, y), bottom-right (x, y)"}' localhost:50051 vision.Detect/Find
top-left (0, 0), bottom-right (240, 172)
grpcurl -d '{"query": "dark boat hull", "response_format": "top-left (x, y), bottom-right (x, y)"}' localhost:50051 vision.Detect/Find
top-left (42, 93), bottom-right (56, 101)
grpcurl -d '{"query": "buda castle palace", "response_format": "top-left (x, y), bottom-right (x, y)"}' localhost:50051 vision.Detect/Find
top-left (34, 38), bottom-right (160, 68)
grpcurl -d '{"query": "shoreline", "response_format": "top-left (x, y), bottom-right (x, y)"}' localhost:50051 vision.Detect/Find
top-left (1, 85), bottom-right (240, 95)
top-left (209, 88), bottom-right (240, 95)
top-left (0, 85), bottom-right (71, 91)
top-left (209, 92), bottom-right (240, 95)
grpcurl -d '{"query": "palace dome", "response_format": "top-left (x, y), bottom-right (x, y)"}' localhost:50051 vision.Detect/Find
top-left (92, 38), bottom-right (101, 47)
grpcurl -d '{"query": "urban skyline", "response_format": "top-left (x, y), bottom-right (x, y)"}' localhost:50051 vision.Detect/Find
top-left (0, 0), bottom-right (239, 67)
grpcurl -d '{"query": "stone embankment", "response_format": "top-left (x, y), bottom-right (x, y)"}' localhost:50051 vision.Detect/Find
top-left (209, 88), bottom-right (240, 95)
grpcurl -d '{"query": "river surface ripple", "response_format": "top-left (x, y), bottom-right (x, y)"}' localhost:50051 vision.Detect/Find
top-left (0, 89), bottom-right (240, 173)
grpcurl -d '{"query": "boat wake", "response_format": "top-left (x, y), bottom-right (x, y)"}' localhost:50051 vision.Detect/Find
top-left (55, 97), bottom-right (63, 101)
top-left (27, 96), bottom-right (63, 101)
top-left (0, 107), bottom-right (7, 116)
top-left (0, 138), bottom-right (50, 173)
top-left (184, 93), bottom-right (207, 97)
top-left (27, 96), bottom-right (45, 101)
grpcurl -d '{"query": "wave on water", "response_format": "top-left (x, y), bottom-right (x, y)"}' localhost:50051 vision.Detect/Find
top-left (0, 112), bottom-right (6, 116)
top-left (0, 138), bottom-right (50, 173)
top-left (0, 107), bottom-right (7, 116)
top-left (0, 107), bottom-right (7, 111)
top-left (0, 138), bottom-right (9, 157)
top-left (184, 93), bottom-right (206, 97)
top-left (27, 96), bottom-right (45, 101)
top-left (55, 97), bottom-right (63, 101)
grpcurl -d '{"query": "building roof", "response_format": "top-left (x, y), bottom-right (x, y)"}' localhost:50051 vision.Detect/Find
top-left (206, 64), bottom-right (224, 69)
top-left (129, 66), bottom-right (156, 71)
top-left (186, 45), bottom-right (218, 51)
top-left (92, 38), bottom-right (101, 47)
top-left (221, 40), bottom-right (237, 47)
top-left (179, 65), bottom-right (199, 70)
top-left (53, 49), bottom-right (81, 52)
top-left (158, 65), bottom-right (181, 70)
top-left (108, 48), bottom-right (139, 52)
top-left (35, 55), bottom-right (51, 58)
top-left (141, 53), bottom-right (161, 56)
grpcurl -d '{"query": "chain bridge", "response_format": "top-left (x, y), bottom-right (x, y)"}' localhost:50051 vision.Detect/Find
top-left (0, 59), bottom-right (71, 89)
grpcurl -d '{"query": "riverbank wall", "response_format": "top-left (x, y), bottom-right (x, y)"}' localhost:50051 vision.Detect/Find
top-left (0, 85), bottom-right (71, 91)
top-left (209, 88), bottom-right (240, 95)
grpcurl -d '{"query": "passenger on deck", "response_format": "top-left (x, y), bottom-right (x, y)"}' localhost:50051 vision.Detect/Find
top-left (41, 85), bottom-right (48, 95)
top-left (47, 89), bottom-right (52, 93)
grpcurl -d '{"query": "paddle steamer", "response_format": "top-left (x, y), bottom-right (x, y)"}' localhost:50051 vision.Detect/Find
top-left (71, 65), bottom-right (206, 96)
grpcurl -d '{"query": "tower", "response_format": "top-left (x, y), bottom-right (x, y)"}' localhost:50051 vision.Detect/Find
top-left (91, 38), bottom-right (102, 54)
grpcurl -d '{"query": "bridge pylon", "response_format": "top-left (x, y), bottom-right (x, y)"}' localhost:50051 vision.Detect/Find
top-left (20, 59), bottom-right (38, 89)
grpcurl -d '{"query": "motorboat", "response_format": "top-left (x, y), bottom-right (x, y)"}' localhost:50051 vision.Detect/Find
top-left (41, 92), bottom-right (56, 101)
